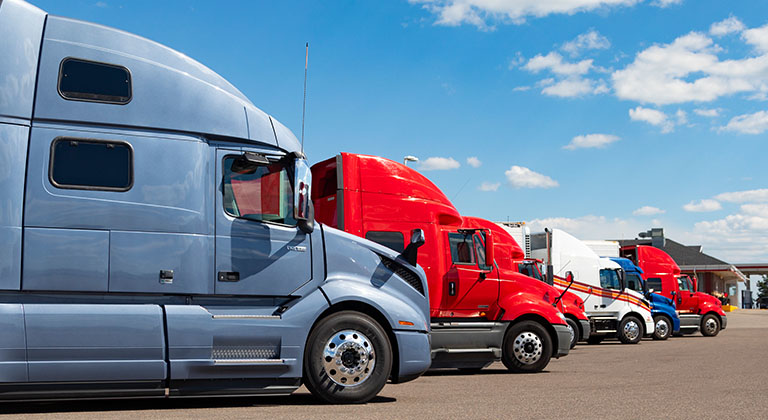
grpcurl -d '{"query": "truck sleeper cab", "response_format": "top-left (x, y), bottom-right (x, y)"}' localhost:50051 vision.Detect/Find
top-left (0, 0), bottom-right (431, 403)
top-left (311, 153), bottom-right (570, 373)
top-left (621, 245), bottom-right (727, 337)
top-left (530, 229), bottom-right (654, 345)
top-left (610, 257), bottom-right (680, 340)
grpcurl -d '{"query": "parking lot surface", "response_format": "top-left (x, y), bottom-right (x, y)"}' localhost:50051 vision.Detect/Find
top-left (2, 310), bottom-right (766, 420)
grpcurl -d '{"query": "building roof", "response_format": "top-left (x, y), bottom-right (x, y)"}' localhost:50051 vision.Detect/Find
top-left (618, 238), bottom-right (728, 266)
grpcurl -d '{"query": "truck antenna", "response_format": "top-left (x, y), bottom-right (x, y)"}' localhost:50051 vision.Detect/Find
top-left (301, 42), bottom-right (309, 154)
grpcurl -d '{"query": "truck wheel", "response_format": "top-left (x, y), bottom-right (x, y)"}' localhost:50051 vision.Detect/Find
top-left (652, 315), bottom-right (672, 340)
top-left (701, 314), bottom-right (721, 337)
top-left (303, 311), bottom-right (392, 404)
top-left (565, 318), bottom-right (579, 349)
top-left (501, 321), bottom-right (552, 373)
top-left (618, 316), bottom-right (643, 344)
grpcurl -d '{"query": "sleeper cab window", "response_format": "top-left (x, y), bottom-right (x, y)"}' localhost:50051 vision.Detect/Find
top-left (365, 231), bottom-right (405, 253)
top-left (222, 155), bottom-right (297, 226)
top-left (49, 138), bottom-right (133, 191)
top-left (58, 58), bottom-right (132, 104)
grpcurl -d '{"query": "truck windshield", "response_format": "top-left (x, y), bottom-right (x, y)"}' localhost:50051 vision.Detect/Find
top-left (599, 269), bottom-right (622, 290)
top-left (625, 273), bottom-right (644, 293)
top-left (222, 156), bottom-right (297, 226)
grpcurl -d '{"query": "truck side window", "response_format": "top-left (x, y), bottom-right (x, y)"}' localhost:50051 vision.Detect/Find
top-left (448, 233), bottom-right (475, 265)
top-left (365, 231), bottom-right (404, 253)
top-left (599, 269), bottom-right (621, 290)
top-left (678, 277), bottom-right (690, 291)
top-left (49, 138), bottom-right (133, 191)
top-left (59, 58), bottom-right (132, 104)
top-left (625, 273), bottom-right (644, 293)
top-left (646, 277), bottom-right (662, 293)
top-left (222, 156), bottom-right (297, 226)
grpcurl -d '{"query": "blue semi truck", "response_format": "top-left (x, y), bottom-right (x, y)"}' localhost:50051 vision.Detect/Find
top-left (610, 257), bottom-right (680, 340)
top-left (0, 0), bottom-right (431, 403)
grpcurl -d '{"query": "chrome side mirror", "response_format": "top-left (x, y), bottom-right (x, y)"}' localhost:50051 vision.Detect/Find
top-left (293, 158), bottom-right (314, 233)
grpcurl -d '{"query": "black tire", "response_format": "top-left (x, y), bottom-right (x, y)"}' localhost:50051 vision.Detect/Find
top-left (652, 315), bottom-right (672, 340)
top-left (587, 335), bottom-right (604, 345)
top-left (565, 318), bottom-right (579, 349)
top-left (700, 313), bottom-right (721, 337)
top-left (303, 311), bottom-right (392, 404)
top-left (501, 321), bottom-right (553, 373)
top-left (618, 315), bottom-right (643, 344)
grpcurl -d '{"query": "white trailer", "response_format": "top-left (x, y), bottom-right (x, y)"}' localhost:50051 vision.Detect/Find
top-left (583, 240), bottom-right (620, 258)
top-left (530, 229), bottom-right (654, 344)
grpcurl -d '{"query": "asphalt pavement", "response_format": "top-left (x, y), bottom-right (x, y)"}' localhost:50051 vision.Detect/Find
top-left (2, 310), bottom-right (767, 420)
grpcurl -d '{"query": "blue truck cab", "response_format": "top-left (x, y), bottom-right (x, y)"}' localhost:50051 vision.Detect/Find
top-left (610, 257), bottom-right (680, 340)
top-left (0, 0), bottom-right (431, 403)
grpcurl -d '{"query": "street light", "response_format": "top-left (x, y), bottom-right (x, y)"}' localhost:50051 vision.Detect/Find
top-left (403, 155), bottom-right (419, 166)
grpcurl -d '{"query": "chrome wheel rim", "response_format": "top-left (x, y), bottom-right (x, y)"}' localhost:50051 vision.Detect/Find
top-left (704, 318), bottom-right (717, 334)
top-left (512, 332), bottom-right (543, 365)
top-left (322, 329), bottom-right (375, 387)
top-left (623, 320), bottom-right (640, 341)
top-left (655, 319), bottom-right (669, 338)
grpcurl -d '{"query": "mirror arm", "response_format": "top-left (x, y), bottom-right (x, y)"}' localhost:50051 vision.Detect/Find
top-left (555, 273), bottom-right (575, 304)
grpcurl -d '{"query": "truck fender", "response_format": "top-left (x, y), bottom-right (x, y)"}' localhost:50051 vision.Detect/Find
top-left (498, 296), bottom-right (565, 326)
top-left (700, 303), bottom-right (726, 317)
top-left (319, 280), bottom-right (428, 333)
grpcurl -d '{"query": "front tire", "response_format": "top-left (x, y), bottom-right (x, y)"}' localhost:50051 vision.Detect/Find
top-left (303, 311), bottom-right (392, 404)
top-left (701, 313), bottom-right (721, 337)
top-left (618, 316), bottom-right (643, 344)
top-left (565, 318), bottom-right (579, 349)
top-left (652, 315), bottom-right (672, 340)
top-left (501, 321), bottom-right (553, 373)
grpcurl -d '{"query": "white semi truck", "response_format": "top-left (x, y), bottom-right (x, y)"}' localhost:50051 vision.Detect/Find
top-left (529, 229), bottom-right (654, 344)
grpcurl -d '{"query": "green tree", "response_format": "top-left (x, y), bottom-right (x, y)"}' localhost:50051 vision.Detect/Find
top-left (758, 275), bottom-right (768, 300)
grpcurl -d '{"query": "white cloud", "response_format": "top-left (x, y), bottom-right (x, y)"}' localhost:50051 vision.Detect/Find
top-left (504, 166), bottom-right (558, 189)
top-left (95, 1), bottom-right (108, 7)
top-left (628, 106), bottom-right (674, 132)
top-left (562, 30), bottom-right (611, 56)
top-left (720, 110), bottom-right (768, 134)
top-left (524, 52), bottom-right (593, 76)
top-left (652, 0), bottom-right (682, 7)
top-left (710, 16), bottom-right (745, 37)
top-left (612, 30), bottom-right (768, 106)
top-left (478, 181), bottom-right (500, 191)
top-left (512, 85), bottom-right (531, 92)
top-left (715, 189), bottom-right (768, 203)
top-left (419, 156), bottom-right (461, 171)
top-left (541, 77), bottom-right (608, 97)
top-left (633, 206), bottom-right (666, 216)
top-left (694, 108), bottom-right (720, 117)
top-left (564, 133), bottom-right (620, 150)
top-left (409, 0), bottom-right (646, 28)
top-left (675, 109), bottom-right (688, 125)
top-left (743, 24), bottom-right (768, 53)
top-left (683, 199), bottom-right (722, 212)
top-left (691, 205), bottom-right (768, 261)
top-left (741, 203), bottom-right (768, 216)
top-left (466, 156), bottom-right (482, 167)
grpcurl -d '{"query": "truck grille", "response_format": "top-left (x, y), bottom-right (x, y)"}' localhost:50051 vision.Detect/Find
top-left (380, 256), bottom-right (425, 296)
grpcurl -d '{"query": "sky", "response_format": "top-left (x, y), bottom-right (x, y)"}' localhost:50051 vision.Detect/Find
top-left (28, 0), bottom-right (768, 263)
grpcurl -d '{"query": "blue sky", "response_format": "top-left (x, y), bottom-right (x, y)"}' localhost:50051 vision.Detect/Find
top-left (30, 0), bottom-right (768, 262)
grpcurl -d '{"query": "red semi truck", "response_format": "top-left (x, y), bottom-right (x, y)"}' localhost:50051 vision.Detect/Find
top-left (461, 217), bottom-right (591, 348)
top-left (621, 245), bottom-right (727, 336)
top-left (311, 153), bottom-right (572, 372)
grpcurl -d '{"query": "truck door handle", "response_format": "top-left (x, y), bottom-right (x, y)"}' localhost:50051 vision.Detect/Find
top-left (449, 282), bottom-right (456, 296)
top-left (218, 271), bottom-right (240, 282)
top-left (600, 304), bottom-right (606, 308)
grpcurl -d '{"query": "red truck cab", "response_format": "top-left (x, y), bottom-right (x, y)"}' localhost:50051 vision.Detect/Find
top-left (312, 153), bottom-right (571, 372)
top-left (461, 216), bottom-right (591, 349)
top-left (621, 245), bottom-right (726, 336)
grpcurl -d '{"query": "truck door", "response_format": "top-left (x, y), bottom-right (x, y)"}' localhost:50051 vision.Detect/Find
top-left (440, 231), bottom-right (498, 315)
top-left (677, 276), bottom-right (698, 313)
top-left (598, 269), bottom-right (627, 314)
top-left (214, 149), bottom-right (312, 295)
